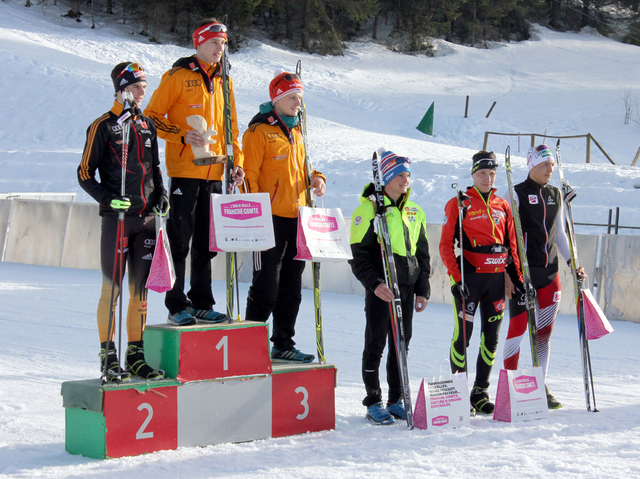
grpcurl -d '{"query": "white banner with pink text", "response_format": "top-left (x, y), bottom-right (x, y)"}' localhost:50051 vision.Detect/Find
top-left (414, 372), bottom-right (470, 430)
top-left (493, 366), bottom-right (548, 422)
top-left (294, 206), bottom-right (352, 262)
top-left (210, 193), bottom-right (275, 253)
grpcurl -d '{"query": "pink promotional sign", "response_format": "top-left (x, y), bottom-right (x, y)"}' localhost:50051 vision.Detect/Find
top-left (307, 214), bottom-right (338, 233)
top-left (432, 416), bottom-right (449, 427)
top-left (512, 375), bottom-right (538, 394)
top-left (583, 289), bottom-right (614, 340)
top-left (494, 367), bottom-right (547, 422)
top-left (221, 201), bottom-right (262, 220)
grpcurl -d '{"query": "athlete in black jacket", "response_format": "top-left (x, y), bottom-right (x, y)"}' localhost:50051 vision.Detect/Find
top-left (78, 62), bottom-right (168, 382)
top-left (501, 144), bottom-right (585, 409)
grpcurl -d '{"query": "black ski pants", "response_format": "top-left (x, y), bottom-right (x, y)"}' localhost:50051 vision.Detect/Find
top-left (362, 283), bottom-right (414, 407)
top-left (245, 216), bottom-right (305, 351)
top-left (449, 271), bottom-right (505, 390)
top-left (165, 177), bottom-right (221, 314)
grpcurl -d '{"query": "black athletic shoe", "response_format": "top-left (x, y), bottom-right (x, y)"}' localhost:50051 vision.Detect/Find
top-left (470, 386), bottom-right (494, 415)
top-left (186, 306), bottom-right (226, 323)
top-left (271, 347), bottom-right (315, 363)
top-left (99, 345), bottom-right (131, 383)
top-left (125, 343), bottom-right (164, 380)
top-left (167, 310), bottom-right (197, 326)
top-left (546, 385), bottom-right (563, 409)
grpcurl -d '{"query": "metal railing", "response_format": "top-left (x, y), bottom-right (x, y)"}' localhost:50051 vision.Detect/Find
top-left (0, 192), bottom-right (77, 201)
top-left (575, 207), bottom-right (640, 234)
top-left (483, 132), bottom-right (617, 165)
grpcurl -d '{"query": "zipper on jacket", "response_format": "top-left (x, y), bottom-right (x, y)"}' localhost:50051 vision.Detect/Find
top-left (291, 129), bottom-right (304, 207)
top-left (539, 187), bottom-right (549, 267)
top-left (133, 123), bottom-right (147, 216)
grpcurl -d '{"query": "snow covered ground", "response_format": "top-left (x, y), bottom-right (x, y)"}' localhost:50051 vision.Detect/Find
top-left (1, 0), bottom-right (640, 477)
top-left (1, 262), bottom-right (639, 478)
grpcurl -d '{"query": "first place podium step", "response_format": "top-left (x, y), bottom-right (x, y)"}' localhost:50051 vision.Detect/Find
top-left (143, 321), bottom-right (273, 381)
top-left (62, 321), bottom-right (338, 459)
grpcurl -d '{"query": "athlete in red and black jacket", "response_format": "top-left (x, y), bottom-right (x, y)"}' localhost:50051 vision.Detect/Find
top-left (500, 144), bottom-right (584, 409)
top-left (439, 151), bottom-right (522, 415)
top-left (78, 62), bottom-right (168, 382)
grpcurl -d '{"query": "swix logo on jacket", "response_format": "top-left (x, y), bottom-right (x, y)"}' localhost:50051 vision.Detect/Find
top-left (485, 256), bottom-right (507, 265)
top-left (439, 186), bottom-right (521, 283)
top-left (515, 177), bottom-right (562, 268)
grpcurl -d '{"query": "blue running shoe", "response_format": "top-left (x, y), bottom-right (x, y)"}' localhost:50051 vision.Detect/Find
top-left (366, 402), bottom-right (395, 425)
top-left (387, 399), bottom-right (407, 420)
top-left (167, 310), bottom-right (196, 326)
top-left (186, 306), bottom-right (226, 323)
top-left (271, 347), bottom-right (315, 363)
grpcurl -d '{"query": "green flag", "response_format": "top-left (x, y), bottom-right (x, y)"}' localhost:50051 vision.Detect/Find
top-left (416, 102), bottom-right (434, 136)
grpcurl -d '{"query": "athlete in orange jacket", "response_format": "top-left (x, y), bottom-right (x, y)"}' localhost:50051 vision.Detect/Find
top-left (144, 19), bottom-right (244, 325)
top-left (243, 107), bottom-right (324, 218)
top-left (439, 151), bottom-right (523, 415)
top-left (242, 70), bottom-right (326, 362)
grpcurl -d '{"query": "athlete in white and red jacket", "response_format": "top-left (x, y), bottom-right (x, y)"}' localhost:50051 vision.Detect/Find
top-left (500, 144), bottom-right (585, 410)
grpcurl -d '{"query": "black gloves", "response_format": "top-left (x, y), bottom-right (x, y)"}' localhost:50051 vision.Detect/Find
top-left (154, 194), bottom-right (170, 217)
top-left (451, 282), bottom-right (470, 301)
top-left (513, 278), bottom-right (537, 303)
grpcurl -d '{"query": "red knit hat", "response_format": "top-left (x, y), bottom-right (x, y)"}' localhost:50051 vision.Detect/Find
top-left (192, 22), bottom-right (227, 49)
top-left (269, 70), bottom-right (304, 104)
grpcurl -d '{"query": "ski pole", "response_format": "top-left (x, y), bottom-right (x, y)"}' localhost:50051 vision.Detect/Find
top-left (555, 140), bottom-right (598, 411)
top-left (102, 91), bottom-right (133, 383)
top-left (452, 183), bottom-right (468, 374)
top-left (297, 59), bottom-right (325, 364)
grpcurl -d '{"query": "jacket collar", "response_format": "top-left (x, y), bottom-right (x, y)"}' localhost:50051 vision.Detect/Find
top-left (173, 55), bottom-right (221, 89)
top-left (359, 183), bottom-right (412, 206)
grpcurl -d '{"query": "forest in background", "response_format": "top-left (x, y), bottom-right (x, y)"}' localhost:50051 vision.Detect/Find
top-left (19, 0), bottom-right (640, 54)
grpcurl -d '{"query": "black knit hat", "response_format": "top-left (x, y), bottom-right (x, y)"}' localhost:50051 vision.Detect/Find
top-left (110, 62), bottom-right (146, 92)
top-left (471, 150), bottom-right (498, 174)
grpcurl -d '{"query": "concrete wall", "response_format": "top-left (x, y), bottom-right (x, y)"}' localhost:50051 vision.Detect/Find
top-left (0, 199), bottom-right (637, 323)
top-left (1, 199), bottom-right (101, 269)
top-left (598, 234), bottom-right (640, 323)
top-left (0, 200), bottom-right (11, 262)
top-left (557, 234), bottom-right (599, 315)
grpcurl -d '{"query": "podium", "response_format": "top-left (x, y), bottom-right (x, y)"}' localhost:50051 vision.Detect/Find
top-left (62, 321), bottom-right (337, 459)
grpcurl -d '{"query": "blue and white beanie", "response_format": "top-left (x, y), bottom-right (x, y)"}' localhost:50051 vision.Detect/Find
top-left (378, 148), bottom-right (411, 185)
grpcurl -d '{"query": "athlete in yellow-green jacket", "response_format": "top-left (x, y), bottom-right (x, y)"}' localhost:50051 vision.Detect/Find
top-left (349, 148), bottom-right (431, 425)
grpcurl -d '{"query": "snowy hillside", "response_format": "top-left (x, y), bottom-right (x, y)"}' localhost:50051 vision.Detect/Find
top-left (1, 1), bottom-right (640, 478)
top-left (2, 0), bottom-right (640, 233)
